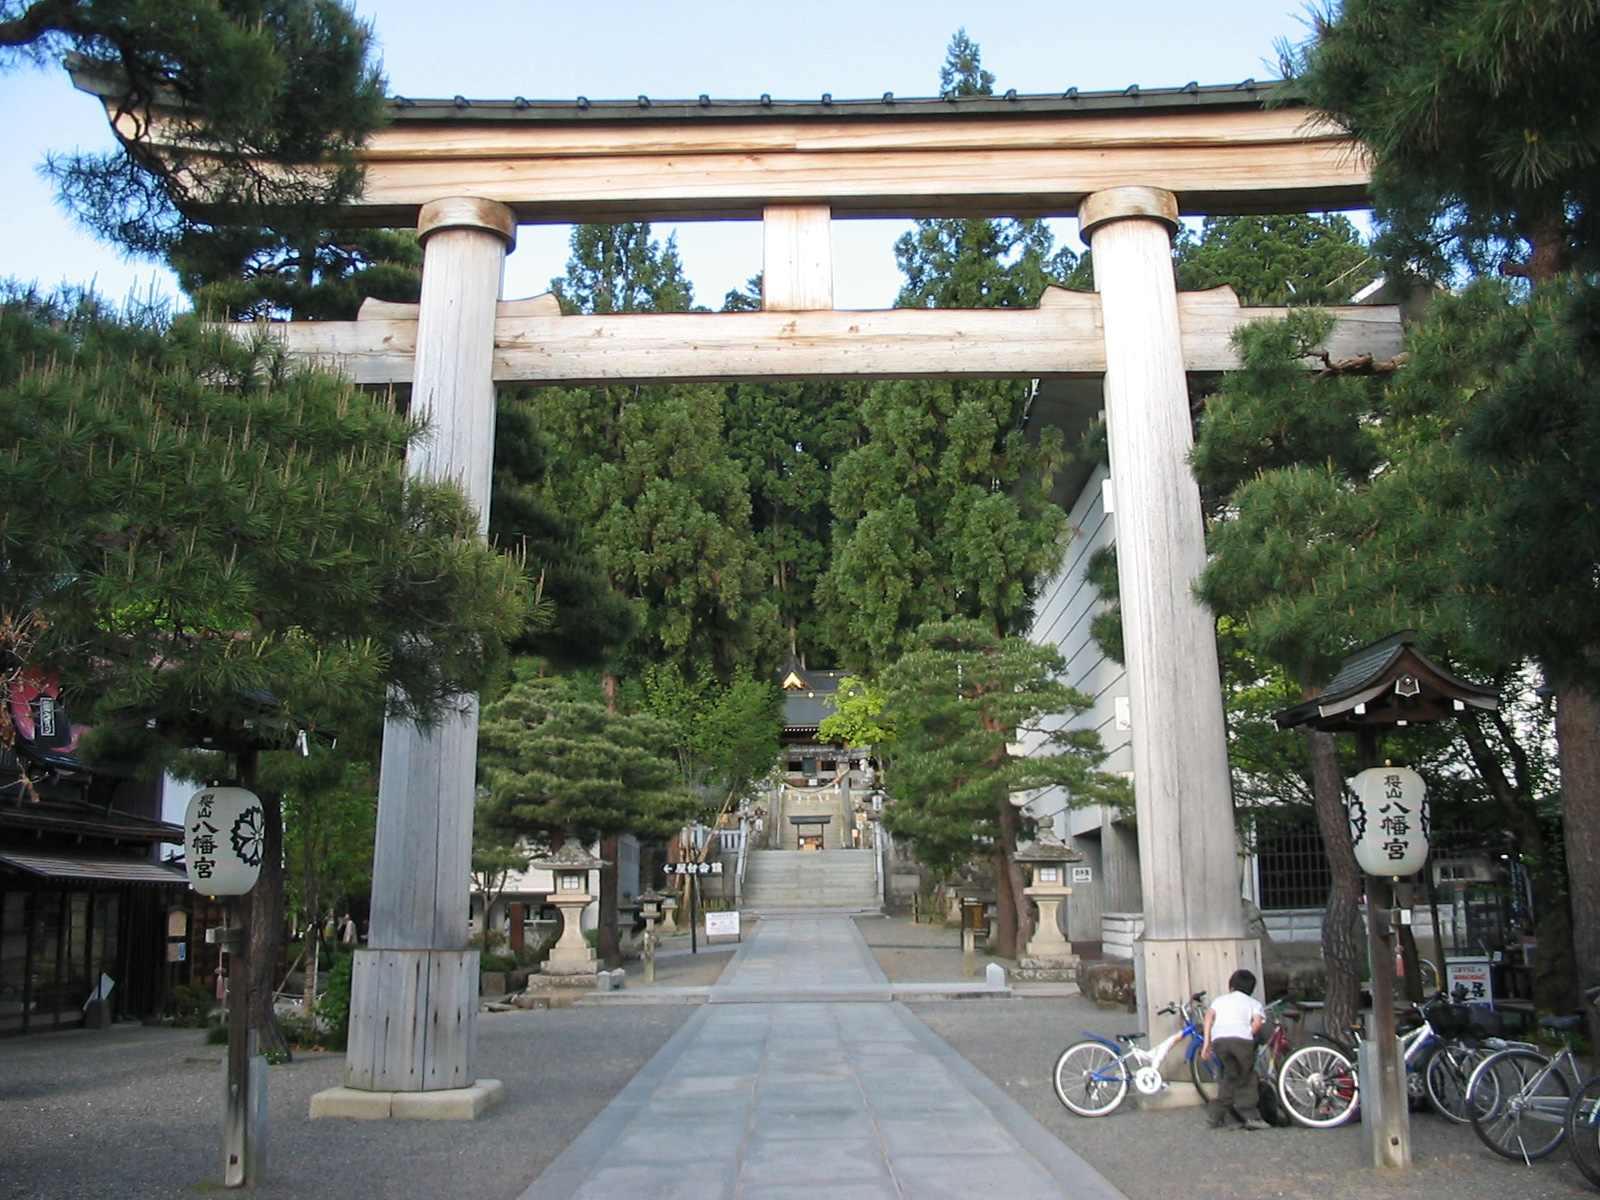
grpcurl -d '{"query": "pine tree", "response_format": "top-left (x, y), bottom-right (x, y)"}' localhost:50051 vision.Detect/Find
top-left (0, 289), bottom-right (534, 1054)
top-left (478, 672), bottom-right (695, 846)
top-left (1293, 0), bottom-right (1600, 1024)
top-left (1191, 297), bottom-right (1575, 1022)
top-left (9, 0), bottom-right (387, 261)
top-left (878, 620), bottom-right (1124, 956)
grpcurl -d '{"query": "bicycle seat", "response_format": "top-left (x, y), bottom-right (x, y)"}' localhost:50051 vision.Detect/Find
top-left (1541, 1014), bottom-right (1583, 1032)
top-left (1116, 1032), bottom-right (1145, 1044)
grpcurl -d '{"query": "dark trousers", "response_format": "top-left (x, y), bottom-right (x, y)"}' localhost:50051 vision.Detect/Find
top-left (1206, 1037), bottom-right (1260, 1123)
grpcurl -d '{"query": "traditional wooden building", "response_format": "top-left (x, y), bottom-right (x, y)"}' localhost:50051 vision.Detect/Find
top-left (1, 671), bottom-right (185, 1036)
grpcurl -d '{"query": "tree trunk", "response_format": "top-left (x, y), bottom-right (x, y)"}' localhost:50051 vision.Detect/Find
top-left (994, 797), bottom-right (1032, 958)
top-left (1458, 717), bottom-right (1575, 1015)
top-left (243, 761), bottom-right (291, 1062)
top-left (1557, 684), bottom-right (1600, 1042)
top-left (597, 833), bottom-right (622, 968)
top-left (1307, 727), bottom-right (1364, 1039)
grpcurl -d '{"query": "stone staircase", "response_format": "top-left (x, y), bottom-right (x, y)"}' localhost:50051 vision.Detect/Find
top-left (741, 849), bottom-right (879, 912)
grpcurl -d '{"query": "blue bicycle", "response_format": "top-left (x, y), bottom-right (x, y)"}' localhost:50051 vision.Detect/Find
top-left (1053, 992), bottom-right (1212, 1116)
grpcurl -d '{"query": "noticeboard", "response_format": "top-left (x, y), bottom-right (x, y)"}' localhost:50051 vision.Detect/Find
top-left (705, 911), bottom-right (741, 939)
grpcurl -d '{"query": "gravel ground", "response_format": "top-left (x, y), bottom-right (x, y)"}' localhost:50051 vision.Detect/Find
top-left (0, 1008), bottom-right (695, 1200)
top-left (2, 917), bottom-right (1593, 1200)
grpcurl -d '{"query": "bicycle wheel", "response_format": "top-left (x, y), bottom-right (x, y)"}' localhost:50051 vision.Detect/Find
top-left (1469, 1048), bottom-right (1570, 1160)
top-left (1565, 1075), bottom-right (1600, 1187)
top-left (1277, 1042), bottom-right (1360, 1128)
top-left (1053, 1040), bottom-right (1128, 1117)
top-left (1191, 1045), bottom-right (1223, 1104)
top-left (1424, 1040), bottom-right (1491, 1124)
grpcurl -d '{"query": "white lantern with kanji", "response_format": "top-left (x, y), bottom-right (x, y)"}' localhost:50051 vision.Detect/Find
top-left (183, 787), bottom-right (265, 896)
top-left (1347, 767), bottom-right (1430, 876)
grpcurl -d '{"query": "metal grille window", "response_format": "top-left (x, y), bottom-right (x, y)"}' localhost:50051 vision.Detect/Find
top-left (1254, 812), bottom-right (1333, 910)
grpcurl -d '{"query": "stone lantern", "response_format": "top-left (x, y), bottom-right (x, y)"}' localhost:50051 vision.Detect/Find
top-left (637, 888), bottom-right (666, 984)
top-left (1013, 813), bottom-right (1083, 981)
top-left (528, 838), bottom-right (608, 986)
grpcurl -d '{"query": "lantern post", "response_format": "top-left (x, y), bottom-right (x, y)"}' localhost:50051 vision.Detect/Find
top-left (1274, 631), bottom-right (1496, 1170)
top-left (184, 786), bottom-right (266, 1189)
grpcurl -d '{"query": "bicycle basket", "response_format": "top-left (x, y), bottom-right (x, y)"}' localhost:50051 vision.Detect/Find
top-left (1427, 1002), bottom-right (1476, 1037)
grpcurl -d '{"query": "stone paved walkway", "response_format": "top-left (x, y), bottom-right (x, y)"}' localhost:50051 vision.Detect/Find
top-left (518, 915), bottom-right (1126, 1200)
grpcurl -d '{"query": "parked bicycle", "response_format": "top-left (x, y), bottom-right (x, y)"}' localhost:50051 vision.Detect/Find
top-left (1466, 1020), bottom-right (1587, 1162)
top-left (1274, 991), bottom-right (1496, 1128)
top-left (1467, 985), bottom-right (1600, 1171)
top-left (1052, 993), bottom-right (1212, 1117)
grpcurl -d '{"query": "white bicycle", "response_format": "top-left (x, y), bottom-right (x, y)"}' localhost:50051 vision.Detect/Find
top-left (1053, 994), bottom-right (1212, 1117)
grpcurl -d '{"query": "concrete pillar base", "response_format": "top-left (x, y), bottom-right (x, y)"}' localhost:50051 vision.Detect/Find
top-left (310, 1079), bottom-right (504, 1121)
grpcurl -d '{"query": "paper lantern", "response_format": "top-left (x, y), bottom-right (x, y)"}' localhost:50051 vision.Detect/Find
top-left (184, 787), bottom-right (265, 896)
top-left (1347, 767), bottom-right (1430, 876)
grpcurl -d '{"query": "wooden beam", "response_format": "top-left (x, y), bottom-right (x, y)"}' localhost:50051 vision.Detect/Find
top-left (254, 287), bottom-right (1402, 387)
top-left (762, 205), bottom-right (833, 311)
top-left (90, 92), bottom-right (1369, 224)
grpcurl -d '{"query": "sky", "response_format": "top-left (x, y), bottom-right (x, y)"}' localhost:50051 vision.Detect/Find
top-left (0, 0), bottom-right (1322, 311)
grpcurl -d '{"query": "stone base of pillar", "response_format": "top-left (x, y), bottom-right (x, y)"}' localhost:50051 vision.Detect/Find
top-left (524, 968), bottom-right (602, 989)
top-left (1013, 954), bottom-right (1080, 982)
top-left (310, 1079), bottom-right (504, 1121)
top-left (345, 949), bottom-right (478, 1093)
top-left (1134, 935), bottom-right (1263, 1109)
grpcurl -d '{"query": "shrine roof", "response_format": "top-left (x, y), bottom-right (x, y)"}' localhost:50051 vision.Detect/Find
top-left (387, 79), bottom-right (1294, 124)
top-left (1274, 630), bottom-right (1499, 733)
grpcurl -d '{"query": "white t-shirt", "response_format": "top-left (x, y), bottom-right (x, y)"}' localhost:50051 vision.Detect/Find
top-left (1208, 989), bottom-right (1265, 1041)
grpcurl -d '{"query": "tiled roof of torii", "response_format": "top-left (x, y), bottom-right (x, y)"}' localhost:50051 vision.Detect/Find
top-left (387, 79), bottom-right (1293, 124)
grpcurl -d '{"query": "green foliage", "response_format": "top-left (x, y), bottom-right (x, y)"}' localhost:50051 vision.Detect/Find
top-left (1288, 0), bottom-right (1600, 278)
top-left (1456, 281), bottom-right (1600, 690)
top-left (819, 377), bottom-right (1067, 671)
top-left (630, 665), bottom-right (782, 809)
top-left (526, 380), bottom-right (780, 678)
top-left (478, 670), bottom-right (696, 843)
top-left (0, 290), bottom-right (534, 768)
top-left (166, 982), bottom-right (216, 1028)
top-left (490, 394), bottom-right (636, 669)
top-left (818, 676), bottom-right (895, 750)
top-left (175, 226), bottom-right (423, 323)
top-left (552, 223), bottom-right (696, 314)
top-left (314, 950), bottom-right (354, 1051)
top-left (723, 379), bottom-right (863, 662)
top-left (1194, 305), bottom-right (1481, 685)
top-left (263, 742), bottom-right (379, 939)
top-left (877, 619), bottom-right (1122, 877)
top-left (19, 0), bottom-right (387, 261)
top-left (1174, 215), bottom-right (1377, 306)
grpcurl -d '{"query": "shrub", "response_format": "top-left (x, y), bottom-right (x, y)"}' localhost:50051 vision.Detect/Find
top-left (479, 953), bottom-right (518, 973)
top-left (168, 983), bottom-right (216, 1028)
top-left (315, 952), bottom-right (355, 1050)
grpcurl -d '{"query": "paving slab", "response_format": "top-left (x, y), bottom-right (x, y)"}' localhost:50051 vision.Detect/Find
top-left (516, 915), bottom-right (1127, 1200)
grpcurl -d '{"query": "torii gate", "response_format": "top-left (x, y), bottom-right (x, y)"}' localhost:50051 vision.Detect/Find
top-left (79, 77), bottom-right (1395, 1116)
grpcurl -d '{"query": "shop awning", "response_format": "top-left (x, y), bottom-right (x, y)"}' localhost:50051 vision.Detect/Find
top-left (0, 851), bottom-right (187, 885)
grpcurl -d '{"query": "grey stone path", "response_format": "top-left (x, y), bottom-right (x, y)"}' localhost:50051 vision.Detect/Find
top-left (518, 916), bottom-right (1127, 1200)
